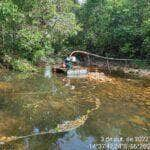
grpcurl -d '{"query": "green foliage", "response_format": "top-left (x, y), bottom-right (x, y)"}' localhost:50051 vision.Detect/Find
top-left (0, 0), bottom-right (24, 54)
top-left (10, 58), bottom-right (37, 72)
top-left (0, 0), bottom-right (24, 24)
top-left (120, 43), bottom-right (134, 58)
top-left (75, 0), bottom-right (150, 59)
top-left (0, 0), bottom-right (149, 70)
top-left (1, 55), bottom-right (36, 72)
top-left (132, 60), bottom-right (150, 69)
top-left (17, 28), bottom-right (53, 62)
top-left (0, 0), bottom-right (80, 68)
top-left (18, 28), bottom-right (42, 53)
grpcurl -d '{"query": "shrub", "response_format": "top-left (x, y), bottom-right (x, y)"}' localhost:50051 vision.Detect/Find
top-left (10, 58), bottom-right (37, 72)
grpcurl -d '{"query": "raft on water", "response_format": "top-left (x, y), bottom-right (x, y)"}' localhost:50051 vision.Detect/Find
top-left (67, 69), bottom-right (88, 77)
top-left (52, 66), bottom-right (88, 76)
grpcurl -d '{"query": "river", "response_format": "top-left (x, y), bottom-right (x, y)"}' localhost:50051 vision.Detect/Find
top-left (0, 67), bottom-right (149, 150)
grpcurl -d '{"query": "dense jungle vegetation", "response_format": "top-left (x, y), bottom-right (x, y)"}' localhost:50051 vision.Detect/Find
top-left (0, 0), bottom-right (150, 71)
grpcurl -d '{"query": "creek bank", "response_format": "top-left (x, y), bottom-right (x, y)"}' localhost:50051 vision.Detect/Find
top-left (1, 54), bottom-right (150, 79)
top-left (109, 66), bottom-right (150, 79)
top-left (91, 63), bottom-right (150, 79)
top-left (0, 55), bottom-right (37, 72)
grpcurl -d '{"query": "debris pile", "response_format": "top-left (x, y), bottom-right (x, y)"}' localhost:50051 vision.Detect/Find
top-left (87, 72), bottom-right (112, 82)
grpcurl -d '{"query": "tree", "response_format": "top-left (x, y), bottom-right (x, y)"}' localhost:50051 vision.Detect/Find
top-left (76, 0), bottom-right (150, 59)
top-left (0, 0), bottom-right (81, 64)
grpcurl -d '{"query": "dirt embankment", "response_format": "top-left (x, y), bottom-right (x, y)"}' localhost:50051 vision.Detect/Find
top-left (110, 66), bottom-right (150, 79)
top-left (87, 64), bottom-right (150, 79)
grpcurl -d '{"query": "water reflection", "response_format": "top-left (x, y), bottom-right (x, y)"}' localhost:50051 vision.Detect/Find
top-left (105, 137), bottom-right (121, 150)
top-left (33, 127), bottom-right (40, 134)
top-left (54, 130), bottom-right (95, 150)
top-left (44, 66), bottom-right (52, 79)
top-left (24, 138), bottom-right (30, 150)
top-left (104, 127), bottom-right (122, 150)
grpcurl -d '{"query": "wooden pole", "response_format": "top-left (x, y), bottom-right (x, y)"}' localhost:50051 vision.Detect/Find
top-left (87, 54), bottom-right (91, 66)
top-left (106, 57), bottom-right (111, 74)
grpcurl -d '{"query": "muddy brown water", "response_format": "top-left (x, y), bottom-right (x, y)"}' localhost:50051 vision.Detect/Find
top-left (0, 67), bottom-right (149, 150)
